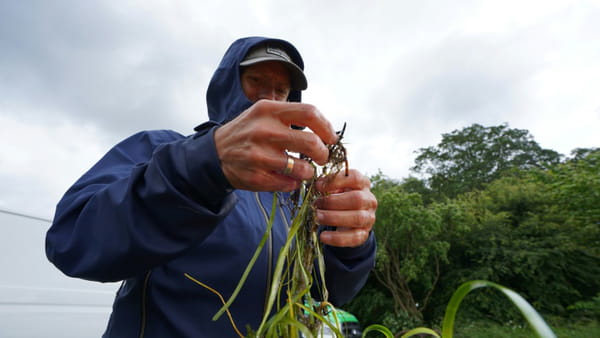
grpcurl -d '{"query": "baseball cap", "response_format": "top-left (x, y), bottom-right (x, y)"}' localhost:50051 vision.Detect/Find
top-left (240, 43), bottom-right (308, 91)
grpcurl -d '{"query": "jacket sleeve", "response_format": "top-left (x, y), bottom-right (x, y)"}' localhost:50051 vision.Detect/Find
top-left (322, 232), bottom-right (376, 306)
top-left (45, 128), bottom-right (237, 282)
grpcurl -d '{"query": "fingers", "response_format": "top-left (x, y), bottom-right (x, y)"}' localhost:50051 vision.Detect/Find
top-left (316, 209), bottom-right (375, 229)
top-left (279, 155), bottom-right (315, 180)
top-left (314, 170), bottom-right (377, 217)
top-left (219, 153), bottom-right (301, 192)
top-left (272, 102), bottom-right (338, 145)
top-left (285, 130), bottom-right (330, 165)
top-left (319, 227), bottom-right (371, 248)
top-left (214, 100), bottom-right (338, 192)
top-left (316, 169), bottom-right (372, 193)
top-left (219, 148), bottom-right (317, 192)
top-left (312, 169), bottom-right (377, 248)
top-left (315, 188), bottom-right (376, 230)
top-left (257, 101), bottom-right (336, 165)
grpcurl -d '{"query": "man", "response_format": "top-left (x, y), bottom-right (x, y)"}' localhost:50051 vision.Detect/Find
top-left (46, 36), bottom-right (377, 337)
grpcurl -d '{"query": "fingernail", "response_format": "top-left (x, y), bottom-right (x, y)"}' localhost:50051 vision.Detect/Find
top-left (316, 211), bottom-right (324, 223)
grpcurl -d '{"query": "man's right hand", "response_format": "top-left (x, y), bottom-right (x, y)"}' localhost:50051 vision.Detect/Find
top-left (213, 100), bottom-right (338, 192)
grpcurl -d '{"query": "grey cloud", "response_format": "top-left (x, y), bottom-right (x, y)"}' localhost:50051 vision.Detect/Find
top-left (0, 1), bottom-right (222, 136)
top-left (367, 1), bottom-right (600, 147)
top-left (368, 34), bottom-right (540, 145)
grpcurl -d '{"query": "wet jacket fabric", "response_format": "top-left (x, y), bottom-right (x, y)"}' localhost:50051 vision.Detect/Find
top-left (45, 36), bottom-right (376, 337)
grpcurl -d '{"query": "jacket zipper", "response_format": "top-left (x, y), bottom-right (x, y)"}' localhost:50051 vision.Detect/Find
top-left (254, 192), bottom-right (273, 314)
top-left (255, 192), bottom-right (292, 315)
top-left (139, 270), bottom-right (152, 338)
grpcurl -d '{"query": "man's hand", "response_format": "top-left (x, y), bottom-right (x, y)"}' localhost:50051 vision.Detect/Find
top-left (315, 169), bottom-right (377, 248)
top-left (214, 100), bottom-right (338, 192)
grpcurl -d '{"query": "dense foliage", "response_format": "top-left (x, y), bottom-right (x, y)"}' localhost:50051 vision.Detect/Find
top-left (411, 123), bottom-right (561, 200)
top-left (343, 124), bottom-right (599, 334)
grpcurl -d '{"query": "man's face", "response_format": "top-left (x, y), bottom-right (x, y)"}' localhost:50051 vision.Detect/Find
top-left (240, 61), bottom-right (291, 102)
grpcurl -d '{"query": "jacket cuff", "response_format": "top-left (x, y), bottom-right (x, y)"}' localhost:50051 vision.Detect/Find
top-left (325, 231), bottom-right (376, 266)
top-left (183, 126), bottom-right (234, 207)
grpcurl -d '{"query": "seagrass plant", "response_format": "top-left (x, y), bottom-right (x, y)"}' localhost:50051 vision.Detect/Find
top-left (187, 124), bottom-right (350, 337)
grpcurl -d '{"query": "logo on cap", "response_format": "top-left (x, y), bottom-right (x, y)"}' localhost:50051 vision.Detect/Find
top-left (266, 46), bottom-right (291, 62)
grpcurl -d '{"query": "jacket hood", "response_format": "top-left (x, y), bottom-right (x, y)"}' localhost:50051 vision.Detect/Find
top-left (206, 37), bottom-right (305, 124)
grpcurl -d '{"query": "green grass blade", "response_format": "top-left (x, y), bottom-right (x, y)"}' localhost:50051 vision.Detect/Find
top-left (261, 288), bottom-right (309, 335)
top-left (399, 327), bottom-right (440, 338)
top-left (296, 302), bottom-right (344, 337)
top-left (362, 324), bottom-right (395, 337)
top-left (441, 280), bottom-right (556, 338)
top-left (212, 193), bottom-right (278, 321)
top-left (268, 317), bottom-right (313, 338)
top-left (314, 231), bottom-right (329, 301)
top-left (497, 285), bottom-right (557, 338)
top-left (441, 280), bottom-right (486, 337)
top-left (257, 198), bottom-right (311, 334)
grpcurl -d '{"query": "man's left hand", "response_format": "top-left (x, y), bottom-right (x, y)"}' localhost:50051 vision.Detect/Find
top-left (314, 169), bottom-right (377, 247)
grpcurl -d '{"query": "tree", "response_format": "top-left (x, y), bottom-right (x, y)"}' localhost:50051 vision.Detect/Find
top-left (400, 176), bottom-right (436, 205)
top-left (430, 165), bottom-right (600, 322)
top-left (366, 174), bottom-right (449, 330)
top-left (536, 149), bottom-right (600, 254)
top-left (567, 147), bottom-right (600, 162)
top-left (411, 123), bottom-right (561, 199)
top-left (347, 130), bottom-right (597, 329)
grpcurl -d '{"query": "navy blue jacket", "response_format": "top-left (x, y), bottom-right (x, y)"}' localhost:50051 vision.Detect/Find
top-left (46, 37), bottom-right (375, 337)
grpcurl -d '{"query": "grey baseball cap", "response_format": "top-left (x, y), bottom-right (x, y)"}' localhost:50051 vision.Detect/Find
top-left (240, 43), bottom-right (308, 91)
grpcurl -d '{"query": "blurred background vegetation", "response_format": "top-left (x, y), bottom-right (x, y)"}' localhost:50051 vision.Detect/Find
top-left (342, 123), bottom-right (599, 336)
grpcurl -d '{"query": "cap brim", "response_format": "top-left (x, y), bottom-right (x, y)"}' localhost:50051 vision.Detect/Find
top-left (240, 57), bottom-right (307, 91)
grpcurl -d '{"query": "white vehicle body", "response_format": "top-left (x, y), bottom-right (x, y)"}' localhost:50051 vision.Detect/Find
top-left (0, 210), bottom-right (119, 338)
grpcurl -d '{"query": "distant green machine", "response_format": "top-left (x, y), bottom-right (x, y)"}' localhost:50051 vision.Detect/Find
top-left (328, 308), bottom-right (362, 338)
top-left (303, 303), bottom-right (362, 338)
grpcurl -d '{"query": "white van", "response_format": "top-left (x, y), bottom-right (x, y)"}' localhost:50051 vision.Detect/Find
top-left (0, 210), bottom-right (119, 338)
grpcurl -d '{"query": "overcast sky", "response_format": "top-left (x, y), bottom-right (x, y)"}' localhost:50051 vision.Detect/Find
top-left (1, 0), bottom-right (599, 219)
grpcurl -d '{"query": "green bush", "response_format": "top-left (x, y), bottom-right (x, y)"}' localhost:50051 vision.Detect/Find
top-left (568, 293), bottom-right (600, 321)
